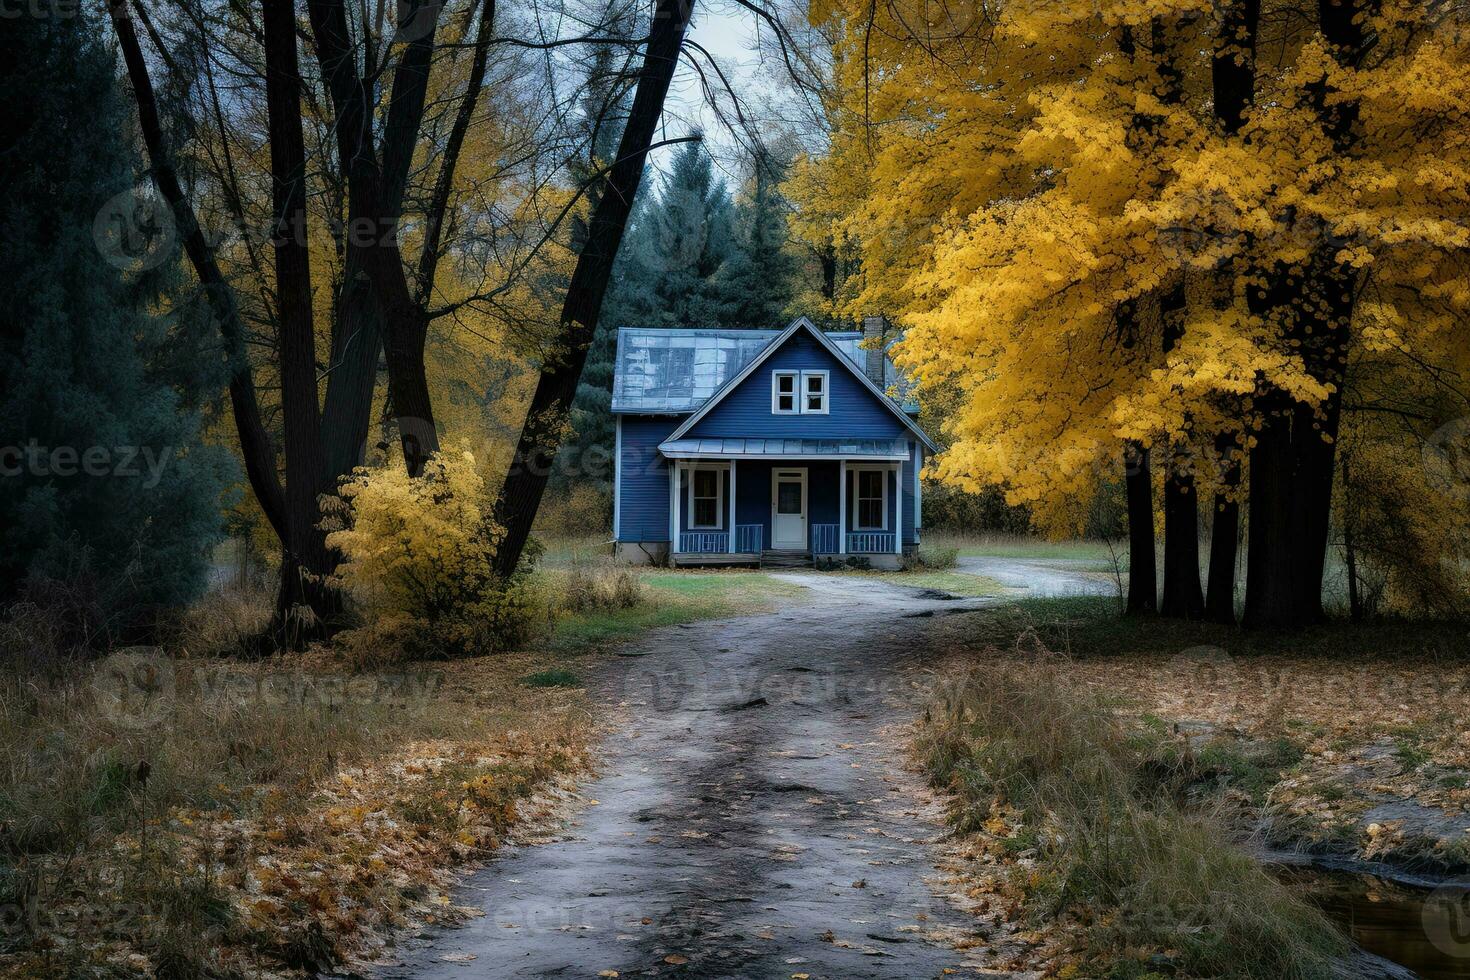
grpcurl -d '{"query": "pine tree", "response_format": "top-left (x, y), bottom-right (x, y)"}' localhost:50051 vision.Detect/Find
top-left (720, 150), bottom-right (799, 326)
top-left (640, 138), bottom-right (735, 325)
top-left (0, 13), bottom-right (233, 636)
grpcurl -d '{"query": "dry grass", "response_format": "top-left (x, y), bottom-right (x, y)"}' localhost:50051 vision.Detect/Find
top-left (0, 585), bottom-right (595, 978)
top-left (927, 595), bottom-right (1470, 868)
top-left (558, 563), bottom-right (645, 613)
top-left (918, 657), bottom-right (1349, 979)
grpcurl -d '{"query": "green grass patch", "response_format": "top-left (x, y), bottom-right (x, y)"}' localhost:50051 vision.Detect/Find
top-left (520, 668), bottom-right (581, 688)
top-left (924, 531), bottom-right (1118, 563)
top-left (550, 570), bottom-right (807, 652)
top-left (1194, 736), bottom-right (1306, 805)
top-left (919, 661), bottom-right (1348, 978)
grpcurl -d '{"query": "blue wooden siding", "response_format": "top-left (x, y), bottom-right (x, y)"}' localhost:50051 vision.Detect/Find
top-left (903, 444), bottom-right (917, 544)
top-left (616, 415), bottom-right (679, 542)
top-left (685, 332), bottom-right (908, 440)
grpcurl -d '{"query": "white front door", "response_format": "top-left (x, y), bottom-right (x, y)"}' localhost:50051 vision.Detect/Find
top-left (771, 468), bottom-right (807, 549)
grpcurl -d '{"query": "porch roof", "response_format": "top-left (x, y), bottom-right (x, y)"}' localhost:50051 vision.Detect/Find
top-left (658, 437), bottom-right (910, 460)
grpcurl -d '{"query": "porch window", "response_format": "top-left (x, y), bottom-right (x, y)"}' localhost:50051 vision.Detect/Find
top-left (772, 371), bottom-right (798, 414)
top-left (855, 469), bottom-right (887, 530)
top-left (801, 370), bottom-right (829, 414)
top-left (689, 468), bottom-right (722, 529)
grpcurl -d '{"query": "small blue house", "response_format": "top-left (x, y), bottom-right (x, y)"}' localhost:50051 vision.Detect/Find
top-left (611, 316), bottom-right (939, 569)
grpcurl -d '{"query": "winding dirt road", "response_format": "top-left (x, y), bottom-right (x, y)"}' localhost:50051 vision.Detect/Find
top-left (379, 565), bottom-right (1108, 979)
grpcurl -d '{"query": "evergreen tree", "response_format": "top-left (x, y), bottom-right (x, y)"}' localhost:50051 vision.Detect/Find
top-left (0, 13), bottom-right (233, 636)
top-left (720, 150), bottom-right (799, 326)
top-left (638, 138), bottom-right (735, 325)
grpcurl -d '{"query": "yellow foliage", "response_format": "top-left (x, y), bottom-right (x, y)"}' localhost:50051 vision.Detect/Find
top-left (790, 0), bottom-right (1470, 538)
top-left (325, 451), bottom-right (548, 658)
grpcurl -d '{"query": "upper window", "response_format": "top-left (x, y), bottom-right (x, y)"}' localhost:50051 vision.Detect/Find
top-left (690, 468), bottom-right (722, 529)
top-left (772, 371), bottom-right (798, 414)
top-left (772, 370), bottom-right (829, 415)
top-left (803, 371), bottom-right (829, 414)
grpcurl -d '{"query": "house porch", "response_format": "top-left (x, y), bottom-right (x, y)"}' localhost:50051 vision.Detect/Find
top-left (661, 452), bottom-right (916, 570)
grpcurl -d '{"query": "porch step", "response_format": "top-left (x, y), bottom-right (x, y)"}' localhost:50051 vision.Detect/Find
top-left (760, 549), bottom-right (813, 570)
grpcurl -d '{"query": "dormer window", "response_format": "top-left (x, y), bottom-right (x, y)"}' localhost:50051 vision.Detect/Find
top-left (772, 370), bottom-right (829, 415)
top-left (772, 371), bottom-right (798, 413)
top-left (803, 371), bottom-right (828, 414)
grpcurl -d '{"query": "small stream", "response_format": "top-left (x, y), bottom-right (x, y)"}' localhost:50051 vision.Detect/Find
top-left (1276, 866), bottom-right (1470, 978)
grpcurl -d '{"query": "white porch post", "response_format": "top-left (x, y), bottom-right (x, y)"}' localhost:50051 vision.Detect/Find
top-left (671, 462), bottom-right (681, 554)
top-left (728, 461), bottom-right (737, 553)
top-left (838, 460), bottom-right (847, 555)
top-left (894, 463), bottom-right (902, 555)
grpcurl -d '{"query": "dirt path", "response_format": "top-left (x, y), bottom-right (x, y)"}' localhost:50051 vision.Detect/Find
top-left (378, 564), bottom-right (1104, 979)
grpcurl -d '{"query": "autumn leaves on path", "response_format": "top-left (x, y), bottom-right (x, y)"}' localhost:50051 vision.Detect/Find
top-left (379, 574), bottom-right (1050, 978)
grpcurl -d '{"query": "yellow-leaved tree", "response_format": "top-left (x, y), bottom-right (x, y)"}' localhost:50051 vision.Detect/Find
top-left (792, 0), bottom-right (1470, 626)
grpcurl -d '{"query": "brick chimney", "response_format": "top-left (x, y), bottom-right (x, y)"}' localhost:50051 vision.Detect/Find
top-left (862, 315), bottom-right (888, 387)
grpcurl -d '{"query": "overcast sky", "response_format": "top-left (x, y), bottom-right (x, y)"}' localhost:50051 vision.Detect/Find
top-left (652, 0), bottom-right (787, 187)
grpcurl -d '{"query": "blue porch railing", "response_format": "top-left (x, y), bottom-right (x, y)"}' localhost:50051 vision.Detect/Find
top-left (679, 531), bottom-right (729, 554)
top-left (812, 524), bottom-right (840, 553)
top-left (847, 531), bottom-right (896, 553)
top-left (735, 524), bottom-right (763, 553)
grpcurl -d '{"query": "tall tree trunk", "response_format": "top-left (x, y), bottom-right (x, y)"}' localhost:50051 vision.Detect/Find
top-left (1201, 0), bottom-right (1258, 626)
top-left (818, 244), bottom-right (837, 302)
top-left (1204, 433), bottom-right (1241, 623)
top-left (262, 0), bottom-right (337, 640)
top-left (1243, 395), bottom-right (1299, 627)
top-left (1342, 455), bottom-right (1363, 621)
top-left (1212, 0), bottom-right (1260, 136)
top-left (491, 0), bottom-right (696, 578)
top-left (1246, 0), bottom-right (1364, 627)
top-left (1159, 284), bottom-right (1204, 619)
top-left (318, 265), bottom-right (384, 483)
top-left (1161, 466), bottom-right (1203, 617)
top-left (1124, 441), bottom-right (1158, 615)
top-left (306, 0), bottom-right (447, 476)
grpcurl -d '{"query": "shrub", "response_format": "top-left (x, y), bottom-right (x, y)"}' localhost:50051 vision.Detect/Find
top-left (325, 452), bottom-right (549, 659)
top-left (814, 556), bottom-right (871, 571)
top-left (533, 483), bottom-right (612, 540)
top-left (560, 564), bottom-right (644, 613)
top-left (921, 481), bottom-right (1031, 534)
top-left (911, 544), bottom-right (959, 569)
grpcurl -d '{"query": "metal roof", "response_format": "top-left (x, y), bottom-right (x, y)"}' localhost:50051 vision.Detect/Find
top-left (659, 437), bottom-right (911, 459)
top-left (611, 326), bottom-right (915, 414)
